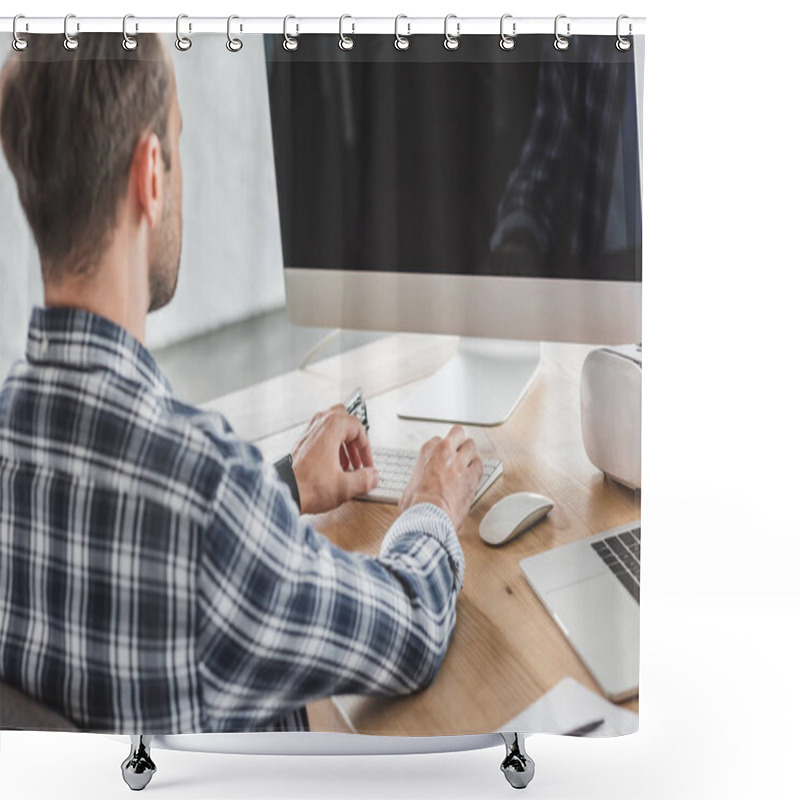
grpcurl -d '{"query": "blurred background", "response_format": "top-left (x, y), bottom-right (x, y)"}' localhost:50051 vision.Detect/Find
top-left (0, 33), bottom-right (378, 404)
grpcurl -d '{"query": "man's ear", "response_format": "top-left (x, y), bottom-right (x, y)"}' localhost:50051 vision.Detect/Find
top-left (131, 132), bottom-right (162, 229)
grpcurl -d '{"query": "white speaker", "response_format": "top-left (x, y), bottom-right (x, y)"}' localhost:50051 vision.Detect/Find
top-left (580, 344), bottom-right (642, 490)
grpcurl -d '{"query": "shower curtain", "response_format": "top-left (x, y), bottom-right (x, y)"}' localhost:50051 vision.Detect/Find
top-left (0, 14), bottom-right (643, 763)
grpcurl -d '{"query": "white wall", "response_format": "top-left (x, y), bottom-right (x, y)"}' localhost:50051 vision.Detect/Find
top-left (147, 34), bottom-right (285, 349)
top-left (0, 116), bottom-right (42, 374)
top-left (0, 33), bottom-right (285, 375)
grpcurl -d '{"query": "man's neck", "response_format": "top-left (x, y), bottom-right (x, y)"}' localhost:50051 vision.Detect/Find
top-left (43, 234), bottom-right (150, 343)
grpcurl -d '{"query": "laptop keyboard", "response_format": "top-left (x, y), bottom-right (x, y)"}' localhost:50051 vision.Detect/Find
top-left (591, 527), bottom-right (641, 604)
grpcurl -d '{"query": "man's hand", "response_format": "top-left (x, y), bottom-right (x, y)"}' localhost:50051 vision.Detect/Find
top-left (291, 404), bottom-right (379, 515)
top-left (398, 426), bottom-right (483, 532)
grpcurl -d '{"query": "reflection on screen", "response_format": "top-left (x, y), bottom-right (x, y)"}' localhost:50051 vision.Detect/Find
top-left (267, 35), bottom-right (641, 282)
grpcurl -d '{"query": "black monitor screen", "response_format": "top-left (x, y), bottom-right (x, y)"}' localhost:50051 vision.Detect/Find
top-left (266, 34), bottom-right (642, 282)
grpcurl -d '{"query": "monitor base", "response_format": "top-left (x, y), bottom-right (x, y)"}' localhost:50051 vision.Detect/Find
top-left (397, 338), bottom-right (541, 426)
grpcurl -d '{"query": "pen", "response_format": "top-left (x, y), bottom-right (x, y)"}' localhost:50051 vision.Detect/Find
top-left (345, 386), bottom-right (363, 415)
top-left (564, 718), bottom-right (604, 737)
top-left (345, 386), bottom-right (369, 433)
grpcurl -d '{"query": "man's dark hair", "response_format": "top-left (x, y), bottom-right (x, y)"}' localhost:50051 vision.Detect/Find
top-left (0, 33), bottom-right (173, 281)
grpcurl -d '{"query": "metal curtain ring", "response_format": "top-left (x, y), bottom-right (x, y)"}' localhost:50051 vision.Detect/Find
top-left (175, 14), bottom-right (192, 51)
top-left (339, 14), bottom-right (355, 51)
top-left (616, 15), bottom-right (632, 51)
top-left (227, 15), bottom-right (243, 52)
top-left (444, 14), bottom-right (460, 51)
top-left (12, 15), bottom-right (28, 51)
top-left (500, 14), bottom-right (516, 50)
top-left (63, 13), bottom-right (79, 51)
top-left (122, 15), bottom-right (138, 51)
top-left (394, 15), bottom-right (410, 50)
top-left (283, 15), bottom-right (299, 51)
top-left (553, 14), bottom-right (570, 51)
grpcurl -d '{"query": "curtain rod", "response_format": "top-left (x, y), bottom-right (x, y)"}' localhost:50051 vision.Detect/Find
top-left (1, 15), bottom-right (645, 38)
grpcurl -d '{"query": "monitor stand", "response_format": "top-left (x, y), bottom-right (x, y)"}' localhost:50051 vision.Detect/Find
top-left (396, 338), bottom-right (541, 427)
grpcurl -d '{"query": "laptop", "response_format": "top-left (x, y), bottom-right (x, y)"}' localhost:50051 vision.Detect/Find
top-left (520, 521), bottom-right (640, 702)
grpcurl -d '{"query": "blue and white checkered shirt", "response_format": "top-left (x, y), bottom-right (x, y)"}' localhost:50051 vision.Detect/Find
top-left (0, 307), bottom-right (464, 733)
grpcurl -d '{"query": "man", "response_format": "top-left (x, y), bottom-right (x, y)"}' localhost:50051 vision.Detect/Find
top-left (0, 34), bottom-right (482, 733)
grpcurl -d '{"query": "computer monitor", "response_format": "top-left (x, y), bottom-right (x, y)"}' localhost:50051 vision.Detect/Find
top-left (265, 34), bottom-right (643, 425)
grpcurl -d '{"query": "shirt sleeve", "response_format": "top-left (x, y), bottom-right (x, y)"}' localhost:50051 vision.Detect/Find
top-left (196, 449), bottom-right (465, 733)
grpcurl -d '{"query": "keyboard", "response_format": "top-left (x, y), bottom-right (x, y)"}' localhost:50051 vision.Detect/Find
top-left (590, 526), bottom-right (641, 604)
top-left (358, 445), bottom-right (503, 506)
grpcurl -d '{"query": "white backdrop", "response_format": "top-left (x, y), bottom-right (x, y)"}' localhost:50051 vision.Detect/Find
top-left (1, 1), bottom-right (799, 799)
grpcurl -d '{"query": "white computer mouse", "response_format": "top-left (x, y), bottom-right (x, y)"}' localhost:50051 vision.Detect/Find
top-left (479, 492), bottom-right (554, 546)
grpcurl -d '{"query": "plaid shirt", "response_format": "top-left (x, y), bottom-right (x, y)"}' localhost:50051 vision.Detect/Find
top-left (0, 307), bottom-right (464, 733)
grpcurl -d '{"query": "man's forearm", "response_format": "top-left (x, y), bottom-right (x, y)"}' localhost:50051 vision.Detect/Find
top-left (380, 502), bottom-right (465, 593)
top-left (375, 502), bottom-right (465, 690)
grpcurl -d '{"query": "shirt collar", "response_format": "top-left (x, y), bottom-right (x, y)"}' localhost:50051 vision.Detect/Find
top-left (26, 306), bottom-right (173, 396)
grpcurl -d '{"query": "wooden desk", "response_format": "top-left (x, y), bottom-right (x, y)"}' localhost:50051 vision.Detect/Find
top-left (205, 334), bottom-right (640, 736)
